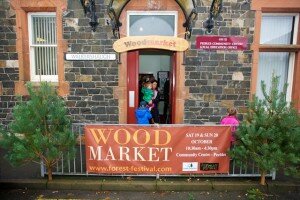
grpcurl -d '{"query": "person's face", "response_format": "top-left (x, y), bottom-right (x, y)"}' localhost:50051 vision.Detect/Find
top-left (152, 82), bottom-right (157, 89)
top-left (147, 83), bottom-right (152, 89)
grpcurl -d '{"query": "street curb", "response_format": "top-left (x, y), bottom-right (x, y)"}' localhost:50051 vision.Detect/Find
top-left (0, 179), bottom-right (299, 192)
top-left (212, 181), bottom-right (258, 191)
top-left (47, 179), bottom-right (102, 191)
top-left (156, 180), bottom-right (212, 191)
top-left (102, 180), bottom-right (156, 191)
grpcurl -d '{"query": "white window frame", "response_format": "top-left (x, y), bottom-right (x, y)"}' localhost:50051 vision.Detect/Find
top-left (28, 12), bottom-right (58, 82)
top-left (258, 13), bottom-right (299, 102)
top-left (260, 13), bottom-right (299, 45)
top-left (127, 11), bottom-right (178, 37)
top-left (285, 53), bottom-right (295, 102)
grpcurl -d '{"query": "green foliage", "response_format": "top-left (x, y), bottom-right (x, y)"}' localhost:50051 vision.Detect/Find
top-left (0, 82), bottom-right (76, 178)
top-left (188, 193), bottom-right (196, 200)
top-left (246, 188), bottom-right (265, 200)
top-left (230, 76), bottom-right (300, 179)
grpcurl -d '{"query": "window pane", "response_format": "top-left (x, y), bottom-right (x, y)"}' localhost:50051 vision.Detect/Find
top-left (129, 15), bottom-right (175, 36)
top-left (260, 15), bottom-right (294, 45)
top-left (32, 15), bottom-right (56, 45)
top-left (29, 13), bottom-right (57, 81)
top-left (34, 46), bottom-right (57, 75)
top-left (256, 52), bottom-right (289, 99)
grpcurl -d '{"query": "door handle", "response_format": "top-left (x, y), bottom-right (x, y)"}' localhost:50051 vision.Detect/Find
top-left (129, 91), bottom-right (135, 107)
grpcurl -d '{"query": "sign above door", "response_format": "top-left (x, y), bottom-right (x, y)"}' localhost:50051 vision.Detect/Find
top-left (113, 36), bottom-right (189, 52)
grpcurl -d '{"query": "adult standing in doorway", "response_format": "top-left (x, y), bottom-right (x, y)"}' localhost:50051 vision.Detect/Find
top-left (163, 79), bottom-right (170, 123)
top-left (151, 80), bottom-right (160, 123)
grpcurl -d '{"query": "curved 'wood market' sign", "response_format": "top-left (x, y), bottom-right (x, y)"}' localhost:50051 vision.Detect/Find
top-left (113, 36), bottom-right (189, 52)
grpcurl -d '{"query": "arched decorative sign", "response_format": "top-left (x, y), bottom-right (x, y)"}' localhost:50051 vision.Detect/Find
top-left (113, 36), bottom-right (189, 52)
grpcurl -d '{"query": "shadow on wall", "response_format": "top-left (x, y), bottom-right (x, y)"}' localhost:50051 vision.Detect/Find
top-left (0, 148), bottom-right (41, 179)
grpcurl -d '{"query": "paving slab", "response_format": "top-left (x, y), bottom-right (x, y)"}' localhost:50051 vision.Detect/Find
top-left (267, 182), bottom-right (300, 193)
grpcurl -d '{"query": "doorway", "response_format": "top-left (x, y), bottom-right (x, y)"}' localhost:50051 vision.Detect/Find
top-left (127, 50), bottom-right (175, 124)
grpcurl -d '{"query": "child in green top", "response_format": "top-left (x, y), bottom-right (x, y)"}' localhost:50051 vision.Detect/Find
top-left (141, 81), bottom-right (154, 110)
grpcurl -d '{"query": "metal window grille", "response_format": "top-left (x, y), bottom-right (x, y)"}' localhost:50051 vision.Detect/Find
top-left (28, 13), bottom-right (58, 82)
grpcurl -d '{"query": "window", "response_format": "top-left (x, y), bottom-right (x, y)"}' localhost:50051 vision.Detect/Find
top-left (256, 14), bottom-right (299, 102)
top-left (260, 15), bottom-right (296, 45)
top-left (256, 52), bottom-right (294, 100)
top-left (127, 11), bottom-right (177, 36)
top-left (28, 13), bottom-right (58, 82)
top-left (11, 0), bottom-right (69, 96)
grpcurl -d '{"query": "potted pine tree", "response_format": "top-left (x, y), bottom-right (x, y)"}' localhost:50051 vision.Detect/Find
top-left (230, 76), bottom-right (300, 185)
top-left (0, 82), bottom-right (76, 181)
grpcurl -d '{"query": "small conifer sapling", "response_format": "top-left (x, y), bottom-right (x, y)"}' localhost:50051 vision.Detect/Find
top-left (0, 82), bottom-right (76, 181)
top-left (230, 76), bottom-right (300, 185)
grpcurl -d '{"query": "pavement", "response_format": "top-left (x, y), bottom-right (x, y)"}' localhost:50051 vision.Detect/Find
top-left (0, 176), bottom-right (299, 200)
top-left (1, 189), bottom-right (299, 200)
top-left (0, 149), bottom-right (299, 198)
top-left (0, 176), bottom-right (299, 192)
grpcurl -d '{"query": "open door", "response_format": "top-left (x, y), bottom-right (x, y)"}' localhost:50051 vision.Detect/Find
top-left (127, 50), bottom-right (176, 124)
top-left (127, 51), bottom-right (139, 124)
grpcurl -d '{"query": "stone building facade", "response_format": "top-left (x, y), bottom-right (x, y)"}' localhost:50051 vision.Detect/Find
top-left (0, 0), bottom-right (299, 126)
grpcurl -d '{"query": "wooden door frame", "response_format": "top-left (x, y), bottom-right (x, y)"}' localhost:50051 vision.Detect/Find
top-left (170, 52), bottom-right (176, 124)
top-left (113, 0), bottom-right (189, 123)
top-left (127, 51), bottom-right (139, 124)
top-left (126, 50), bottom-right (176, 124)
top-left (115, 50), bottom-right (187, 124)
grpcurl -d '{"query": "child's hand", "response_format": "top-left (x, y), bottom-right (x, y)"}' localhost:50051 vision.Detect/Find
top-left (151, 123), bottom-right (159, 127)
top-left (148, 100), bottom-right (153, 105)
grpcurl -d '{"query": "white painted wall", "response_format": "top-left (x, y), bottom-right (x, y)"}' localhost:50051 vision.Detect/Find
top-left (139, 54), bottom-right (171, 80)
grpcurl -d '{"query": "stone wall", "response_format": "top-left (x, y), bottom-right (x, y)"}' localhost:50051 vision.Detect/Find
top-left (0, 0), bottom-right (254, 125)
top-left (63, 0), bottom-right (119, 123)
top-left (0, 0), bottom-right (18, 126)
top-left (184, 0), bottom-right (254, 124)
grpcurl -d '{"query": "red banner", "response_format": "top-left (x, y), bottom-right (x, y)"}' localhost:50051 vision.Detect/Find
top-left (85, 125), bottom-right (231, 174)
top-left (196, 36), bottom-right (248, 50)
